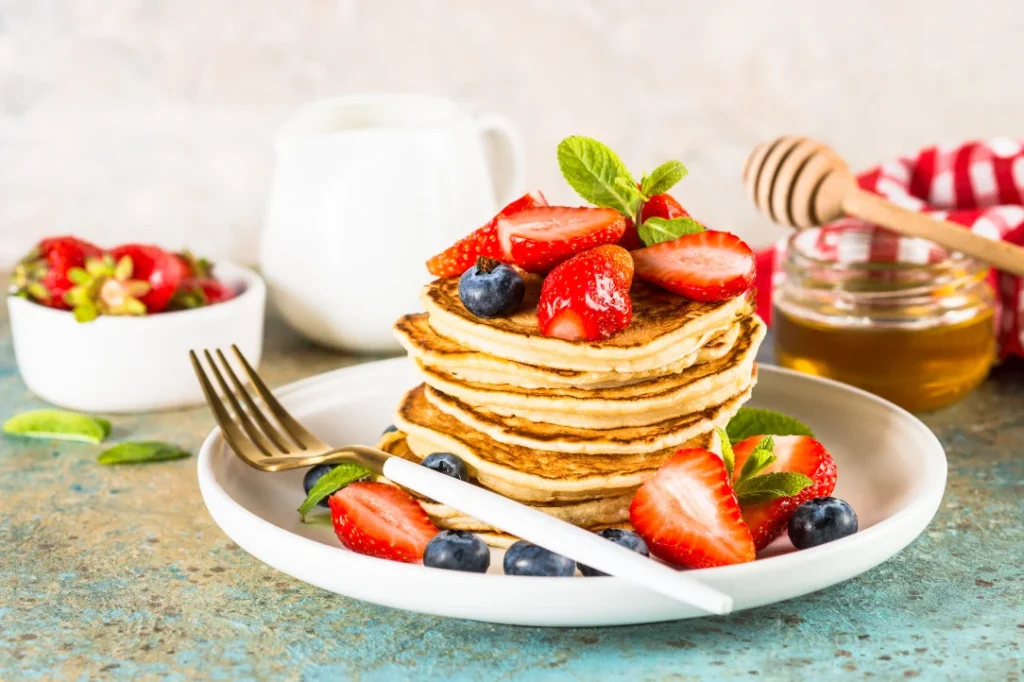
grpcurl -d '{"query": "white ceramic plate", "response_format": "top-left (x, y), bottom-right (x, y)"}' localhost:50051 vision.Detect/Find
top-left (197, 359), bottom-right (946, 627)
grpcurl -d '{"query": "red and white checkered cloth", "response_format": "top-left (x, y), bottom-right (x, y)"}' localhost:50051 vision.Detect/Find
top-left (754, 138), bottom-right (1024, 358)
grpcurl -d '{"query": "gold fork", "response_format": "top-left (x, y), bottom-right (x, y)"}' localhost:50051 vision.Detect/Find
top-left (189, 345), bottom-right (390, 475)
top-left (190, 346), bottom-right (734, 615)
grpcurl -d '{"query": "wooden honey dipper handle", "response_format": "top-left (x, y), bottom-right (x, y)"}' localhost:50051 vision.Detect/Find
top-left (743, 136), bottom-right (1024, 277)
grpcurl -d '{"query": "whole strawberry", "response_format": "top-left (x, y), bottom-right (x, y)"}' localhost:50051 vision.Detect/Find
top-left (173, 249), bottom-right (213, 280)
top-left (620, 192), bottom-right (691, 250)
top-left (109, 244), bottom-right (186, 313)
top-left (12, 236), bottom-right (103, 309)
top-left (169, 278), bottom-right (234, 310)
top-left (167, 251), bottom-right (234, 310)
top-left (537, 244), bottom-right (633, 341)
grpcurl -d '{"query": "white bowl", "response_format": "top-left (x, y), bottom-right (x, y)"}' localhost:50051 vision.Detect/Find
top-left (8, 261), bottom-right (266, 413)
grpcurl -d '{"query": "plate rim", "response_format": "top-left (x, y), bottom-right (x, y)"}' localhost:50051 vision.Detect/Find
top-left (196, 359), bottom-right (947, 620)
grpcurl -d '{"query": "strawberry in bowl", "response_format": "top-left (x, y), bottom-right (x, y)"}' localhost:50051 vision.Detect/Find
top-left (7, 236), bottom-right (265, 412)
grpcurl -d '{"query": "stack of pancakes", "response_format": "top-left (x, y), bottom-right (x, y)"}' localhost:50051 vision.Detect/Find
top-left (386, 275), bottom-right (766, 547)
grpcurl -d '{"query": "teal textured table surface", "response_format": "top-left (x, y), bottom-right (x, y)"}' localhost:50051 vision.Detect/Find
top-left (2, 293), bottom-right (1023, 681)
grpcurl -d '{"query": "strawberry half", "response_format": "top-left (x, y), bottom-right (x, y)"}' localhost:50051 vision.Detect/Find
top-left (537, 244), bottom-right (633, 341)
top-left (497, 206), bottom-right (626, 273)
top-left (620, 193), bottom-right (691, 250)
top-left (426, 191), bottom-right (548, 277)
top-left (733, 435), bottom-right (838, 550)
top-left (630, 448), bottom-right (755, 568)
top-left (631, 230), bottom-right (755, 302)
top-left (328, 482), bottom-right (439, 563)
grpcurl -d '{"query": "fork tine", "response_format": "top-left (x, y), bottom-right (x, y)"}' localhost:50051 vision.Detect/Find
top-left (230, 345), bottom-right (324, 449)
top-left (202, 350), bottom-right (279, 458)
top-left (190, 351), bottom-right (266, 468)
top-left (214, 349), bottom-right (291, 454)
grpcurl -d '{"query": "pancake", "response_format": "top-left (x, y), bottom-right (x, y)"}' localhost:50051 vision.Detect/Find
top-left (393, 383), bottom-right (725, 502)
top-left (473, 525), bottom-right (634, 550)
top-left (423, 276), bottom-right (751, 372)
top-left (424, 372), bottom-right (753, 454)
top-left (395, 310), bottom-right (745, 390)
top-left (377, 432), bottom-right (634, 545)
top-left (415, 316), bottom-right (764, 428)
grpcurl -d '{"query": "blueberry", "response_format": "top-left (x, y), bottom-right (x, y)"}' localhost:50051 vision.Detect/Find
top-left (579, 529), bottom-right (649, 577)
top-left (382, 424), bottom-right (398, 436)
top-left (503, 541), bottom-right (575, 577)
top-left (421, 452), bottom-right (468, 481)
top-left (458, 257), bottom-right (525, 318)
top-left (303, 463), bottom-right (337, 508)
top-left (788, 497), bottom-right (858, 549)
top-left (423, 531), bottom-right (490, 573)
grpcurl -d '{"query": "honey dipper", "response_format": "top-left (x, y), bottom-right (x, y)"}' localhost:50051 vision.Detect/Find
top-left (742, 136), bottom-right (1024, 277)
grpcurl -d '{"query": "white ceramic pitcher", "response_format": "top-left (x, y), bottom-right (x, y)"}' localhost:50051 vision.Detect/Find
top-left (261, 94), bottom-right (525, 352)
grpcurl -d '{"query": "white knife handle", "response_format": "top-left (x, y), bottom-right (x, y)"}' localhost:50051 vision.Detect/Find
top-left (382, 457), bottom-right (733, 615)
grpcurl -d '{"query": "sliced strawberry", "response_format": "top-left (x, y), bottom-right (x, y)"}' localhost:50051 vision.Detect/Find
top-left (426, 191), bottom-right (548, 277)
top-left (109, 244), bottom-right (186, 313)
top-left (537, 244), bottom-right (633, 341)
top-left (733, 435), bottom-right (838, 550)
top-left (630, 448), bottom-right (755, 568)
top-left (497, 207), bottom-right (626, 273)
top-left (631, 230), bottom-right (755, 302)
top-left (328, 482), bottom-right (438, 562)
top-left (620, 193), bottom-right (691, 250)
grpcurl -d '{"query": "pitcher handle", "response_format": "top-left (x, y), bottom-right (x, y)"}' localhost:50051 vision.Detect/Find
top-left (475, 113), bottom-right (526, 207)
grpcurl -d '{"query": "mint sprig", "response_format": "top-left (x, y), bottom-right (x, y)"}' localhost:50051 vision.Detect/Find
top-left (298, 463), bottom-right (371, 521)
top-left (726, 407), bottom-right (813, 443)
top-left (736, 436), bottom-right (776, 480)
top-left (97, 441), bottom-right (190, 465)
top-left (557, 135), bottom-right (689, 247)
top-left (718, 430), bottom-right (813, 507)
top-left (557, 136), bottom-right (638, 215)
top-left (641, 161), bottom-right (688, 197)
top-left (3, 409), bottom-right (112, 444)
top-left (716, 427), bottom-right (735, 480)
top-left (637, 216), bottom-right (704, 246)
top-left (735, 472), bottom-right (815, 505)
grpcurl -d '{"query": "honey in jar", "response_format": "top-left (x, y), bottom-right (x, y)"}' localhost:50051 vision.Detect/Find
top-left (771, 225), bottom-right (996, 412)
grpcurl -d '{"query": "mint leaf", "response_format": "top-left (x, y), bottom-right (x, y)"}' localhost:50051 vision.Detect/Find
top-left (97, 441), bottom-right (189, 465)
top-left (298, 463), bottom-right (371, 521)
top-left (615, 176), bottom-right (648, 201)
top-left (637, 216), bottom-right (704, 247)
top-left (3, 409), bottom-right (111, 444)
top-left (641, 160), bottom-right (688, 197)
top-left (726, 407), bottom-right (813, 442)
top-left (735, 472), bottom-right (814, 505)
top-left (737, 436), bottom-right (775, 481)
top-left (557, 136), bottom-right (638, 215)
top-left (716, 427), bottom-right (735, 480)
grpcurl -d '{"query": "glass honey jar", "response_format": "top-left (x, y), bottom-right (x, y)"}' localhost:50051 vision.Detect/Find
top-left (772, 224), bottom-right (997, 412)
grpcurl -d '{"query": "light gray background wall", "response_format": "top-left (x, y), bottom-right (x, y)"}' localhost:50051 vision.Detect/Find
top-left (3, 0), bottom-right (1023, 266)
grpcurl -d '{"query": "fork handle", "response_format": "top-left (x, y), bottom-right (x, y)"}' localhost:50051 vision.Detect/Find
top-left (381, 457), bottom-right (733, 615)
